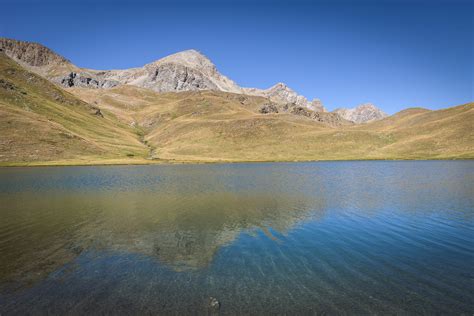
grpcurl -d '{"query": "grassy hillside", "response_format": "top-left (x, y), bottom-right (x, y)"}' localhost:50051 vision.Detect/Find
top-left (0, 53), bottom-right (472, 165)
top-left (0, 53), bottom-right (149, 165)
top-left (354, 105), bottom-right (474, 159)
top-left (71, 86), bottom-right (474, 162)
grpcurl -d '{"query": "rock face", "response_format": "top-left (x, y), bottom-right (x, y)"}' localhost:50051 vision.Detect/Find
top-left (286, 104), bottom-right (351, 126)
top-left (58, 72), bottom-right (120, 89)
top-left (333, 103), bottom-right (388, 124)
top-left (99, 49), bottom-right (243, 93)
top-left (244, 83), bottom-right (326, 112)
top-left (259, 103), bottom-right (279, 114)
top-left (137, 62), bottom-right (220, 92)
top-left (0, 38), bottom-right (355, 116)
top-left (259, 101), bottom-right (352, 126)
top-left (0, 39), bottom-right (246, 95)
top-left (45, 49), bottom-right (242, 94)
top-left (0, 38), bottom-right (70, 68)
top-left (145, 49), bottom-right (241, 93)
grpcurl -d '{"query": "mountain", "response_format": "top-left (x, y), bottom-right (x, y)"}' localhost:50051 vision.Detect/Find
top-left (128, 49), bottom-right (242, 93)
top-left (0, 39), bottom-right (472, 165)
top-left (333, 103), bottom-right (388, 123)
top-left (0, 51), bottom-right (349, 164)
top-left (0, 38), bottom-right (327, 113)
top-left (63, 49), bottom-right (244, 93)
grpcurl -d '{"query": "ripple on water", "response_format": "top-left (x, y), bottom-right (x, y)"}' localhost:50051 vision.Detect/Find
top-left (0, 161), bottom-right (473, 314)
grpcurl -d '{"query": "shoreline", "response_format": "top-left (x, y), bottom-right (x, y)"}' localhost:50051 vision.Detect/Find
top-left (0, 157), bottom-right (472, 168)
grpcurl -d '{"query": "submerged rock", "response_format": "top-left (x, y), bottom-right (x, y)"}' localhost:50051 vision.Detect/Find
top-left (208, 297), bottom-right (220, 311)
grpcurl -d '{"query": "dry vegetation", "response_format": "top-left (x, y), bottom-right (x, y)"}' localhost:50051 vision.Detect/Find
top-left (1, 53), bottom-right (472, 166)
top-left (0, 53), bottom-right (148, 165)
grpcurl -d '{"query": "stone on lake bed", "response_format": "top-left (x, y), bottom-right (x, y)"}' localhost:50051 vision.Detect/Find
top-left (208, 297), bottom-right (220, 310)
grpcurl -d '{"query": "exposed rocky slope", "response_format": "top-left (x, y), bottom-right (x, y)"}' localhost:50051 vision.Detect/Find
top-left (134, 49), bottom-right (242, 93)
top-left (0, 38), bottom-right (70, 68)
top-left (258, 101), bottom-right (348, 127)
top-left (0, 38), bottom-right (397, 125)
top-left (245, 83), bottom-right (326, 112)
top-left (333, 103), bottom-right (388, 124)
top-left (0, 38), bottom-right (77, 77)
top-left (0, 38), bottom-right (332, 114)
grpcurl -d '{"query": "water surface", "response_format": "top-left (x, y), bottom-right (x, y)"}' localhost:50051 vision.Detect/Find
top-left (0, 161), bottom-right (473, 314)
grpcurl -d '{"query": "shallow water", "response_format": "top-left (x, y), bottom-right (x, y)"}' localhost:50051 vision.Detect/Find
top-left (0, 161), bottom-right (473, 314)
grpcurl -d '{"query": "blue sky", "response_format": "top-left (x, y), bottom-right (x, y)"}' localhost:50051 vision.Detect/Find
top-left (0, 0), bottom-right (472, 113)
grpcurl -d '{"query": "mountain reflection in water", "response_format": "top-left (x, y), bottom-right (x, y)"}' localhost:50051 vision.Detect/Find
top-left (0, 162), bottom-right (472, 315)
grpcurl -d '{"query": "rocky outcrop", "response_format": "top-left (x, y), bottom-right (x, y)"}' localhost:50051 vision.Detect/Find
top-left (139, 63), bottom-right (220, 92)
top-left (287, 105), bottom-right (351, 126)
top-left (244, 83), bottom-right (327, 112)
top-left (146, 49), bottom-right (241, 93)
top-left (100, 49), bottom-right (243, 94)
top-left (263, 83), bottom-right (308, 106)
top-left (6, 38), bottom-right (388, 119)
top-left (258, 101), bottom-right (351, 126)
top-left (259, 103), bottom-right (279, 114)
top-left (0, 78), bottom-right (16, 91)
top-left (0, 38), bottom-right (330, 113)
top-left (333, 103), bottom-right (387, 124)
top-left (57, 72), bottom-right (120, 89)
top-left (0, 38), bottom-right (70, 68)
top-left (93, 108), bottom-right (104, 117)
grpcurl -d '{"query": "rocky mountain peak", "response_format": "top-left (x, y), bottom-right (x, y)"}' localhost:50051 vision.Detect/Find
top-left (333, 103), bottom-right (387, 124)
top-left (257, 82), bottom-right (326, 112)
top-left (126, 48), bottom-right (242, 93)
top-left (0, 38), bottom-right (329, 113)
top-left (150, 49), bottom-right (215, 72)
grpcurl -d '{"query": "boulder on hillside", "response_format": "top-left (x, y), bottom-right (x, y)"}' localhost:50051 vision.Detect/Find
top-left (259, 103), bottom-right (279, 114)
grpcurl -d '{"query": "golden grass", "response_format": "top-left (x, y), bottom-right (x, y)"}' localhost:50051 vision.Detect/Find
top-left (1, 53), bottom-right (473, 166)
top-left (0, 53), bottom-right (149, 163)
top-left (70, 86), bottom-right (473, 162)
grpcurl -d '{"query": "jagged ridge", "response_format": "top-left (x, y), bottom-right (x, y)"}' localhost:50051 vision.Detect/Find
top-left (1, 38), bottom-right (389, 122)
top-left (333, 103), bottom-right (388, 124)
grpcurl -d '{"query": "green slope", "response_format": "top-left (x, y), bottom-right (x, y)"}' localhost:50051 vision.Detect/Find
top-left (0, 53), bottom-right (148, 165)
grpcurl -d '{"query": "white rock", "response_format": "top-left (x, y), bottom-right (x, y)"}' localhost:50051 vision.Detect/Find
top-left (333, 103), bottom-right (388, 124)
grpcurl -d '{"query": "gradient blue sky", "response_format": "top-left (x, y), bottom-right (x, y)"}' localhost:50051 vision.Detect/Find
top-left (1, 0), bottom-right (472, 113)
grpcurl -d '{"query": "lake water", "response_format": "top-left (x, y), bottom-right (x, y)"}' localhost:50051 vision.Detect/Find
top-left (0, 161), bottom-right (472, 314)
